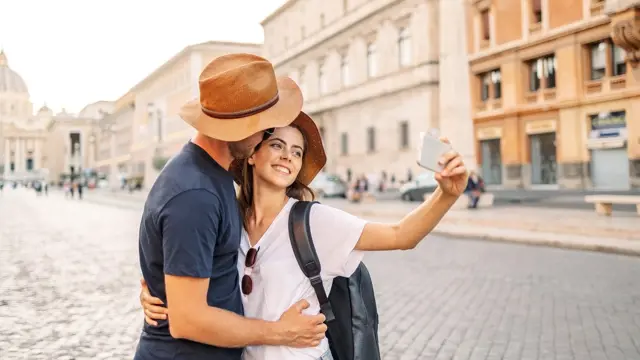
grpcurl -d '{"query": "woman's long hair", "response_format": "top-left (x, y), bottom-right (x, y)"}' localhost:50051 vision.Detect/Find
top-left (237, 124), bottom-right (315, 229)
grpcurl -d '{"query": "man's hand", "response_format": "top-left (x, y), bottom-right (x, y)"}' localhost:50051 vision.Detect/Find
top-left (274, 299), bottom-right (328, 348)
top-left (140, 278), bottom-right (168, 326)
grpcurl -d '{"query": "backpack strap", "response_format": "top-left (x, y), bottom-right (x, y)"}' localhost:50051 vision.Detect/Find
top-left (288, 200), bottom-right (335, 322)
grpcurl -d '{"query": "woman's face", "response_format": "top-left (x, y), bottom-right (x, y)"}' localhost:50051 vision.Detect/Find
top-left (248, 126), bottom-right (305, 189)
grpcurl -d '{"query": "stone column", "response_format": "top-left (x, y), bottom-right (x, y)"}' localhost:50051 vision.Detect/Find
top-left (34, 138), bottom-right (41, 171)
top-left (64, 134), bottom-right (71, 175)
top-left (16, 138), bottom-right (23, 173)
top-left (438, 0), bottom-right (478, 170)
top-left (3, 138), bottom-right (10, 177)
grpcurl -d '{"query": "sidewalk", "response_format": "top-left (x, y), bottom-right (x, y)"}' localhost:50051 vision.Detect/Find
top-left (84, 189), bottom-right (640, 257)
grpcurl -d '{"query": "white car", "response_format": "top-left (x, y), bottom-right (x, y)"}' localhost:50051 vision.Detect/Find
top-left (399, 172), bottom-right (438, 201)
top-left (310, 173), bottom-right (347, 198)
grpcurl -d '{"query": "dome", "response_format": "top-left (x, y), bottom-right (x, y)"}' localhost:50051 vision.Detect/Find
top-left (0, 51), bottom-right (29, 94)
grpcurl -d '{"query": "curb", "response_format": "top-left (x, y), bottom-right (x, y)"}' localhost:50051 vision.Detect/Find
top-left (430, 229), bottom-right (640, 258)
top-left (333, 208), bottom-right (640, 258)
top-left (83, 195), bottom-right (640, 258)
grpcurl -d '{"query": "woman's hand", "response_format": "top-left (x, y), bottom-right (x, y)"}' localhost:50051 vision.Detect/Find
top-left (140, 278), bottom-right (169, 326)
top-left (434, 137), bottom-right (469, 197)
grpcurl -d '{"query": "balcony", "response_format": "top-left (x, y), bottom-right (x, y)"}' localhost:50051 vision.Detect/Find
top-left (476, 98), bottom-right (502, 112)
top-left (584, 75), bottom-right (627, 95)
top-left (524, 88), bottom-right (557, 104)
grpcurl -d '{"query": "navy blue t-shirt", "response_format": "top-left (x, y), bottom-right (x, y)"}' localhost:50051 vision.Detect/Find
top-left (134, 142), bottom-right (243, 360)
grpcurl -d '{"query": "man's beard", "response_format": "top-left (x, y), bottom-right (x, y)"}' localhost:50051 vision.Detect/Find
top-left (228, 143), bottom-right (254, 160)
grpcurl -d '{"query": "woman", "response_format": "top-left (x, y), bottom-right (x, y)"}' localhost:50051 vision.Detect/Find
top-left (140, 112), bottom-right (468, 359)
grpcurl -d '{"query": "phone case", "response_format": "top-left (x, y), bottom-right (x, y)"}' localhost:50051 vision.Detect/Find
top-left (417, 132), bottom-right (452, 172)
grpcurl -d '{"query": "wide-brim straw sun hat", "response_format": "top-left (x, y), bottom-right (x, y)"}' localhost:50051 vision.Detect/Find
top-left (179, 53), bottom-right (303, 142)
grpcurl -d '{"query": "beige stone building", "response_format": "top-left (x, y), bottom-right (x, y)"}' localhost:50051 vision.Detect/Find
top-left (465, 0), bottom-right (640, 190)
top-left (94, 41), bottom-right (261, 189)
top-left (261, 0), bottom-right (476, 186)
top-left (92, 92), bottom-right (135, 189)
top-left (0, 50), bottom-right (112, 185)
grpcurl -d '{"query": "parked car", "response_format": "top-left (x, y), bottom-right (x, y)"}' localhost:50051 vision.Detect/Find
top-left (310, 173), bottom-right (347, 198)
top-left (399, 172), bottom-right (439, 201)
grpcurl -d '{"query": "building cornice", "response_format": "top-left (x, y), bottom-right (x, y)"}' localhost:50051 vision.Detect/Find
top-left (128, 40), bottom-right (262, 94)
top-left (261, 0), bottom-right (299, 25)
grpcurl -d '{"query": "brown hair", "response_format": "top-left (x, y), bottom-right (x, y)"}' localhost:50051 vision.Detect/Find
top-left (237, 124), bottom-right (315, 229)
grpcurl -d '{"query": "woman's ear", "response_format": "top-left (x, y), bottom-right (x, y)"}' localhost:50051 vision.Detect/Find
top-left (247, 154), bottom-right (256, 166)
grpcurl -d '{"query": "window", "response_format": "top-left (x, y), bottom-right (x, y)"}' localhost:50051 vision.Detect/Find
top-left (588, 39), bottom-right (627, 80)
top-left (367, 42), bottom-right (377, 77)
top-left (318, 60), bottom-right (327, 94)
top-left (399, 121), bottom-right (409, 149)
top-left (343, 0), bottom-right (349, 14)
top-left (532, 0), bottom-right (542, 23)
top-left (398, 27), bottom-right (412, 67)
top-left (367, 127), bottom-right (376, 152)
top-left (320, 14), bottom-right (325, 28)
top-left (543, 56), bottom-right (556, 88)
top-left (491, 70), bottom-right (502, 98)
top-left (478, 69), bottom-right (501, 101)
top-left (340, 53), bottom-right (350, 87)
top-left (612, 45), bottom-right (627, 76)
top-left (340, 133), bottom-right (348, 155)
top-left (480, 9), bottom-right (490, 41)
top-left (481, 73), bottom-right (491, 101)
top-left (590, 41), bottom-right (606, 80)
top-left (301, 26), bottom-right (306, 39)
top-left (528, 55), bottom-right (556, 91)
top-left (319, 126), bottom-right (326, 144)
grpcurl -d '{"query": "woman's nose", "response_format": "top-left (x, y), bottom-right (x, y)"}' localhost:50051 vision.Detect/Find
top-left (280, 151), bottom-right (291, 160)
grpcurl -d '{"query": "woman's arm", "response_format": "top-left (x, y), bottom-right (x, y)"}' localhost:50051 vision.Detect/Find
top-left (355, 142), bottom-right (467, 251)
top-left (354, 186), bottom-right (458, 251)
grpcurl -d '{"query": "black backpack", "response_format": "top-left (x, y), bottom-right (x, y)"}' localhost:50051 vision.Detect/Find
top-left (287, 200), bottom-right (381, 360)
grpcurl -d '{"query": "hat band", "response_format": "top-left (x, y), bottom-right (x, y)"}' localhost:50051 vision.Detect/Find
top-left (201, 93), bottom-right (280, 119)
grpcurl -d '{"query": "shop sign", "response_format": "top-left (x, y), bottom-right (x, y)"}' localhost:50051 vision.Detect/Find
top-left (476, 127), bottom-right (502, 140)
top-left (590, 111), bottom-right (626, 139)
top-left (525, 120), bottom-right (556, 135)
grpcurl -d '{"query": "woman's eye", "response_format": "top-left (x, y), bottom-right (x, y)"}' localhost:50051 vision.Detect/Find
top-left (293, 151), bottom-right (302, 158)
top-left (270, 143), bottom-right (282, 149)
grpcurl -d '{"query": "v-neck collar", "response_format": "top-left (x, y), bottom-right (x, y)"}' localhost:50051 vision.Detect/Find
top-left (240, 198), bottom-right (296, 255)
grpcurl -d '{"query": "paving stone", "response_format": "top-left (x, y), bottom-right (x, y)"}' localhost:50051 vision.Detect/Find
top-left (1, 188), bottom-right (640, 359)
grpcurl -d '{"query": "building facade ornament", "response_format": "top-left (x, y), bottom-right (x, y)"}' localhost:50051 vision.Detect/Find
top-left (608, 2), bottom-right (640, 67)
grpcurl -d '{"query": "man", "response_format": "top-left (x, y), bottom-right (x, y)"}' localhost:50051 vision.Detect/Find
top-left (134, 53), bottom-right (327, 360)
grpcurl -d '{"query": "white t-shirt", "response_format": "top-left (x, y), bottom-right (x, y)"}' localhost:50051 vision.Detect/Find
top-left (237, 198), bottom-right (367, 360)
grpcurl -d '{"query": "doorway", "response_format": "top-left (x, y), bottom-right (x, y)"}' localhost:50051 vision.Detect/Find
top-left (480, 139), bottom-right (502, 185)
top-left (591, 148), bottom-right (629, 190)
top-left (530, 132), bottom-right (557, 185)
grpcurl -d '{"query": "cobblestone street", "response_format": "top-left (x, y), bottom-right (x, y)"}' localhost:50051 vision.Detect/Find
top-left (2, 188), bottom-right (640, 360)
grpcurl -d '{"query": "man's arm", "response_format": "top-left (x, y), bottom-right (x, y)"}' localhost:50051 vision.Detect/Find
top-left (166, 275), bottom-right (325, 347)
top-left (160, 190), bottom-right (326, 348)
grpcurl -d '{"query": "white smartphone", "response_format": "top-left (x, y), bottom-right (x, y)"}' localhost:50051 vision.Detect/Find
top-left (417, 131), bottom-right (452, 173)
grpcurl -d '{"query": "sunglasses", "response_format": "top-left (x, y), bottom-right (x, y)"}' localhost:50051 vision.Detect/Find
top-left (262, 128), bottom-right (275, 142)
top-left (241, 246), bottom-right (260, 295)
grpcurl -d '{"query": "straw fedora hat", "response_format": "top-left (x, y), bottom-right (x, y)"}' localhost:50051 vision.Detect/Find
top-left (179, 53), bottom-right (303, 142)
top-left (230, 111), bottom-right (327, 186)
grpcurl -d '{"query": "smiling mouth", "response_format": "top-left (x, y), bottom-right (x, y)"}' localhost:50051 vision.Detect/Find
top-left (272, 165), bottom-right (291, 175)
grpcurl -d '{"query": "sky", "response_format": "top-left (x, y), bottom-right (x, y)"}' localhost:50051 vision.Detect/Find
top-left (0, 0), bottom-right (286, 114)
